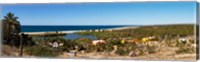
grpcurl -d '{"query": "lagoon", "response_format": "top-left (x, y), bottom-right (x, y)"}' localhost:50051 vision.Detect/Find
top-left (64, 33), bottom-right (97, 40)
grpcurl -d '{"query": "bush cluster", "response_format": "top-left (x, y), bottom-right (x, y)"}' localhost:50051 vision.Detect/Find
top-left (24, 46), bottom-right (58, 57)
top-left (176, 47), bottom-right (195, 54)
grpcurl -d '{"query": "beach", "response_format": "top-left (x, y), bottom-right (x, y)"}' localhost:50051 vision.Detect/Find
top-left (21, 26), bottom-right (139, 35)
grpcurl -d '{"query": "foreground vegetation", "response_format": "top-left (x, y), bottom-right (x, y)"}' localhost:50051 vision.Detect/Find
top-left (22, 24), bottom-right (195, 57)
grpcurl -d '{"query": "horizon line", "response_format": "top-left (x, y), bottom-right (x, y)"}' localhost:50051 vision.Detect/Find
top-left (21, 23), bottom-right (195, 26)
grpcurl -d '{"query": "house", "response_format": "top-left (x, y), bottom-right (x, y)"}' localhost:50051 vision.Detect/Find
top-left (48, 42), bottom-right (64, 48)
top-left (92, 39), bottom-right (106, 45)
top-left (141, 36), bottom-right (157, 44)
top-left (52, 42), bottom-right (59, 48)
top-left (121, 39), bottom-right (125, 44)
top-left (142, 37), bottom-right (149, 44)
top-left (178, 37), bottom-right (190, 44)
top-left (133, 38), bottom-right (139, 44)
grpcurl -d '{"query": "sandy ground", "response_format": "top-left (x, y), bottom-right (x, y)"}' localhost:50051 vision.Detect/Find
top-left (1, 45), bottom-right (20, 57)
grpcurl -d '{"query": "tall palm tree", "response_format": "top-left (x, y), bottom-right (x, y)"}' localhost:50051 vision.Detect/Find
top-left (2, 12), bottom-right (21, 46)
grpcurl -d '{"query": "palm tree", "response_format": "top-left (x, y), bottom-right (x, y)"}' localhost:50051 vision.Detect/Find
top-left (2, 12), bottom-right (21, 46)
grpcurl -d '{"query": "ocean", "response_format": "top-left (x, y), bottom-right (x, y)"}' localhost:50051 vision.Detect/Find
top-left (21, 25), bottom-right (132, 32)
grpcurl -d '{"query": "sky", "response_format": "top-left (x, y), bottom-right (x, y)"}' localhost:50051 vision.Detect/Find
top-left (0, 2), bottom-right (197, 25)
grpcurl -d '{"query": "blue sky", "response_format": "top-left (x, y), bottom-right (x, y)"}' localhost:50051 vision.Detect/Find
top-left (0, 2), bottom-right (197, 25)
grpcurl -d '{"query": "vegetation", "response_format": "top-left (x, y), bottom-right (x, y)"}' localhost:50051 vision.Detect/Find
top-left (74, 24), bottom-right (194, 56)
top-left (176, 47), bottom-right (195, 54)
top-left (76, 24), bottom-right (194, 40)
top-left (24, 46), bottom-right (58, 57)
top-left (175, 40), bottom-right (195, 54)
top-left (115, 47), bottom-right (128, 55)
top-left (62, 39), bottom-right (77, 51)
top-left (23, 24), bottom-right (194, 57)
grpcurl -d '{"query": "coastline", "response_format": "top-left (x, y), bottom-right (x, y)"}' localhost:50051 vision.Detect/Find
top-left (104, 26), bottom-right (139, 31)
top-left (21, 26), bottom-right (139, 35)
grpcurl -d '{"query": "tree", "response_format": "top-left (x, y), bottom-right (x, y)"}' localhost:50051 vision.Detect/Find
top-left (2, 12), bottom-right (21, 47)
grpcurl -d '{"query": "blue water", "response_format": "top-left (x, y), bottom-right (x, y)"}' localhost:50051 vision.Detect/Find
top-left (21, 25), bottom-right (132, 32)
top-left (64, 33), bottom-right (97, 40)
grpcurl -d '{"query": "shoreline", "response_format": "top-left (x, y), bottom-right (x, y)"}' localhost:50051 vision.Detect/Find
top-left (21, 26), bottom-right (139, 35)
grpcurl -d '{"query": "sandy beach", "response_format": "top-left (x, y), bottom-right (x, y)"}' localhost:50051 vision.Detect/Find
top-left (21, 26), bottom-right (139, 35)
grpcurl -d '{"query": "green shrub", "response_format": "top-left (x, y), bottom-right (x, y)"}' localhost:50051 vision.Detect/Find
top-left (24, 46), bottom-right (58, 57)
top-left (115, 48), bottom-right (126, 55)
top-left (176, 47), bottom-right (195, 54)
top-left (86, 45), bottom-right (96, 52)
top-left (62, 39), bottom-right (77, 51)
top-left (75, 38), bottom-right (92, 45)
top-left (115, 47), bottom-right (131, 56)
top-left (110, 40), bottom-right (121, 45)
top-left (146, 45), bottom-right (157, 54)
top-left (105, 44), bottom-right (114, 52)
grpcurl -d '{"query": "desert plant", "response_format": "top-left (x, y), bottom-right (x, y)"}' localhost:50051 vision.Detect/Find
top-left (24, 46), bottom-right (59, 57)
top-left (115, 46), bottom-right (131, 56)
top-left (104, 44), bottom-right (114, 52)
top-left (146, 45), bottom-right (157, 54)
top-left (62, 39), bottom-right (77, 51)
top-left (176, 47), bottom-right (195, 54)
top-left (115, 48), bottom-right (127, 55)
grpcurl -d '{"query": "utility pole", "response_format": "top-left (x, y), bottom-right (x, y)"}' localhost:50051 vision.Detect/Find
top-left (19, 33), bottom-right (24, 57)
